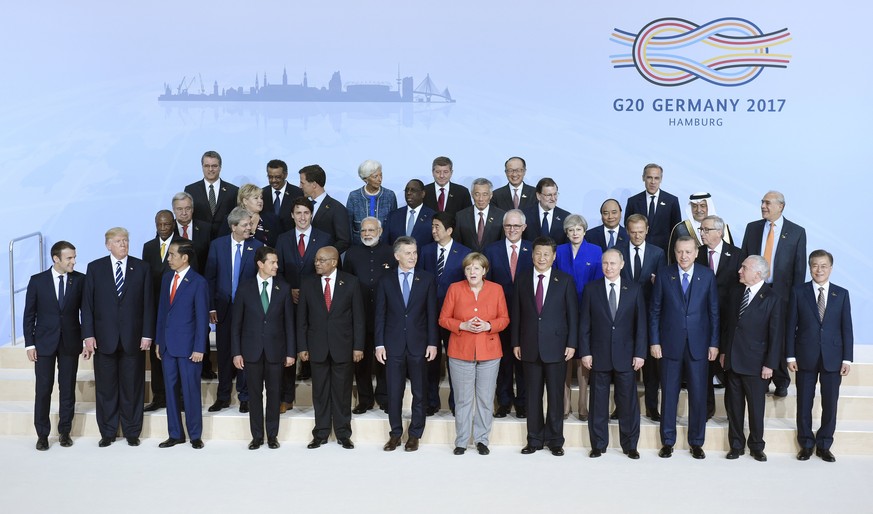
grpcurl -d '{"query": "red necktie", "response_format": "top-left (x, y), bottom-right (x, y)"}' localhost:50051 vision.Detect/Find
top-left (510, 244), bottom-right (518, 281)
top-left (535, 274), bottom-right (544, 314)
top-left (170, 273), bottom-right (180, 304)
top-left (181, 224), bottom-right (189, 239)
top-left (298, 234), bottom-right (305, 258)
top-left (437, 188), bottom-right (446, 212)
top-left (323, 277), bottom-right (332, 312)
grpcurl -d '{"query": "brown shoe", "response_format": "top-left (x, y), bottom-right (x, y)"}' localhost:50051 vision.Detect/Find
top-left (404, 437), bottom-right (420, 452)
top-left (279, 402), bottom-right (292, 414)
top-left (383, 436), bottom-right (402, 451)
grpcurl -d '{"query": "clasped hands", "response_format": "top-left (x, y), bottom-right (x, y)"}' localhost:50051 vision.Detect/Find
top-left (459, 316), bottom-right (491, 333)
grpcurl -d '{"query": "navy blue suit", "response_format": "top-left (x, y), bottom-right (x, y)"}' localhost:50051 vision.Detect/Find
top-left (521, 205), bottom-right (571, 245)
top-left (649, 263), bottom-right (719, 447)
top-left (375, 269), bottom-right (438, 438)
top-left (624, 190), bottom-right (681, 251)
top-left (155, 268), bottom-right (209, 441)
top-left (580, 279), bottom-right (647, 451)
top-left (786, 282), bottom-right (853, 451)
top-left (484, 239), bottom-right (533, 411)
top-left (204, 236), bottom-right (264, 403)
top-left (384, 205), bottom-right (436, 249)
top-left (23, 269), bottom-right (85, 439)
top-left (81, 256), bottom-right (155, 440)
top-left (585, 224), bottom-right (629, 252)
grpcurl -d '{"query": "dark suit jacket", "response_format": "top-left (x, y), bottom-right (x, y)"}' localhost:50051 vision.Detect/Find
top-left (786, 282), bottom-right (853, 372)
top-left (418, 241), bottom-right (471, 305)
top-left (649, 263), bottom-right (719, 360)
top-left (296, 271), bottom-right (365, 363)
top-left (263, 182), bottom-right (304, 234)
top-left (155, 268), bottom-right (210, 358)
top-left (453, 205), bottom-right (506, 253)
top-left (174, 219), bottom-right (211, 273)
top-left (585, 224), bottom-right (629, 252)
top-left (422, 182), bottom-right (472, 215)
top-left (491, 183), bottom-right (536, 211)
top-left (142, 235), bottom-right (175, 303)
top-left (510, 268), bottom-right (579, 363)
top-left (624, 190), bottom-right (681, 251)
top-left (696, 242), bottom-right (743, 322)
top-left (310, 194), bottom-right (351, 254)
top-left (342, 243), bottom-right (396, 332)
top-left (275, 227), bottom-right (333, 289)
top-left (374, 270), bottom-right (438, 357)
top-left (81, 256), bottom-right (155, 354)
top-left (384, 204), bottom-right (436, 248)
top-left (484, 239), bottom-right (533, 302)
top-left (231, 276), bottom-right (296, 363)
top-left (579, 279), bottom-right (647, 372)
top-left (721, 284), bottom-right (783, 375)
top-left (740, 218), bottom-right (807, 299)
top-left (23, 269), bottom-right (85, 356)
top-left (184, 179), bottom-right (240, 239)
top-left (204, 236), bottom-right (264, 323)
top-left (620, 242), bottom-right (666, 305)
top-left (521, 205), bottom-right (571, 245)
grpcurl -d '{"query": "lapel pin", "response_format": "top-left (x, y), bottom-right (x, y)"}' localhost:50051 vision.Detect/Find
top-left (183, 278), bottom-right (189, 283)
top-left (660, 201), bottom-right (666, 206)
top-left (725, 252), bottom-right (731, 257)
top-left (338, 280), bottom-right (344, 286)
top-left (670, 275), bottom-right (677, 280)
top-left (521, 194), bottom-right (527, 198)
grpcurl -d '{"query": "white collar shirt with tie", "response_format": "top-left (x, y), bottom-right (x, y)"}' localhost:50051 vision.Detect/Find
top-left (258, 274), bottom-right (273, 302)
top-left (203, 178), bottom-right (220, 202)
top-left (759, 215), bottom-right (784, 283)
top-left (534, 267), bottom-right (552, 300)
top-left (707, 241), bottom-right (724, 272)
top-left (110, 256), bottom-right (127, 280)
top-left (321, 269), bottom-right (338, 300)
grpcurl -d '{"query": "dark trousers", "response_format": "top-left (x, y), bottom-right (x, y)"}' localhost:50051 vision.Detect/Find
top-left (427, 328), bottom-right (455, 411)
top-left (496, 331), bottom-right (526, 408)
top-left (246, 354), bottom-right (283, 440)
top-left (215, 318), bottom-right (247, 402)
top-left (386, 350), bottom-right (428, 438)
top-left (310, 356), bottom-right (354, 440)
top-left (706, 360), bottom-right (725, 417)
top-left (354, 330), bottom-right (387, 408)
top-left (148, 344), bottom-right (165, 402)
top-left (523, 359), bottom-right (566, 447)
top-left (796, 363), bottom-right (842, 450)
top-left (725, 370), bottom-right (767, 451)
top-left (163, 354), bottom-right (202, 440)
top-left (34, 351), bottom-right (79, 438)
top-left (643, 352), bottom-right (661, 413)
top-left (93, 346), bottom-right (145, 439)
top-left (281, 362), bottom-right (297, 404)
top-left (590, 369), bottom-right (640, 451)
top-left (659, 344), bottom-right (708, 446)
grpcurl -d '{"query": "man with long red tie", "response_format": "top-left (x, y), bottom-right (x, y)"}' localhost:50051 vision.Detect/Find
top-left (422, 156), bottom-right (472, 217)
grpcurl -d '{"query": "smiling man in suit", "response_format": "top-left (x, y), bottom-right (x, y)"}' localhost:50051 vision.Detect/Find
top-left (741, 190), bottom-right (807, 397)
top-left (580, 248), bottom-right (647, 459)
top-left (232, 246), bottom-right (296, 450)
top-left (263, 159), bottom-right (304, 234)
top-left (375, 237), bottom-right (438, 451)
top-left (299, 164), bottom-right (350, 254)
top-left (492, 156), bottom-right (536, 211)
top-left (649, 236), bottom-right (719, 459)
top-left (184, 150), bottom-right (240, 240)
top-left (82, 227), bottom-right (155, 447)
top-left (23, 241), bottom-right (85, 450)
top-left (422, 156), bottom-right (472, 217)
top-left (297, 246), bottom-right (365, 449)
top-left (154, 240), bottom-right (209, 449)
top-left (454, 178), bottom-right (506, 253)
top-left (522, 178), bottom-right (570, 245)
top-left (586, 199), bottom-right (628, 252)
top-left (385, 179), bottom-right (435, 249)
top-left (624, 163), bottom-right (681, 251)
top-left (787, 250), bottom-right (853, 462)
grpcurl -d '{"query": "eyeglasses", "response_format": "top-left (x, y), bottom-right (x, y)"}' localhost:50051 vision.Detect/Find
top-left (315, 257), bottom-right (336, 263)
top-left (699, 227), bottom-right (718, 233)
top-left (503, 224), bottom-right (524, 230)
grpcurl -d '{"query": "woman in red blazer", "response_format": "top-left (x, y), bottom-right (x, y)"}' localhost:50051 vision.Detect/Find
top-left (439, 252), bottom-right (510, 455)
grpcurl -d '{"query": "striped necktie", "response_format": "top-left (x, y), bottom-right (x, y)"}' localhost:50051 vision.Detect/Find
top-left (114, 261), bottom-right (124, 296)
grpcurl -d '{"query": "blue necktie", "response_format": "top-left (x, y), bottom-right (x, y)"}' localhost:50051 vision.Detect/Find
top-left (681, 272), bottom-right (690, 298)
top-left (232, 243), bottom-right (242, 300)
top-left (402, 272), bottom-right (411, 307)
top-left (406, 209), bottom-right (416, 237)
top-left (541, 211), bottom-right (549, 236)
top-left (114, 261), bottom-right (124, 297)
top-left (58, 275), bottom-right (65, 309)
top-left (607, 230), bottom-right (615, 249)
top-left (273, 190), bottom-right (281, 215)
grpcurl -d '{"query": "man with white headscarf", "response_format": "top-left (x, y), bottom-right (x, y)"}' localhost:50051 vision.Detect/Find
top-left (667, 192), bottom-right (733, 264)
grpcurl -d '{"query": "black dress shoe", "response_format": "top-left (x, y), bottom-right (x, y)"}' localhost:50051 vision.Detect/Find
top-left (98, 437), bottom-right (114, 448)
top-left (352, 403), bottom-right (373, 415)
top-left (384, 436), bottom-right (402, 451)
top-left (267, 437), bottom-right (280, 449)
top-left (773, 387), bottom-right (789, 398)
top-left (658, 445), bottom-right (673, 458)
top-left (191, 439), bottom-right (204, 449)
top-left (515, 406), bottom-right (527, 419)
top-left (750, 450), bottom-right (767, 462)
top-left (307, 438), bottom-right (328, 449)
top-left (296, 371), bottom-right (311, 380)
top-left (797, 447), bottom-right (814, 461)
top-left (338, 438), bottom-right (355, 449)
top-left (549, 446), bottom-right (565, 456)
top-left (646, 410), bottom-right (661, 422)
top-left (238, 401), bottom-right (249, 413)
top-left (476, 442), bottom-right (490, 455)
top-left (453, 446), bottom-right (466, 455)
top-left (144, 401), bottom-right (165, 412)
top-left (726, 448), bottom-right (744, 460)
top-left (126, 437), bottom-right (140, 447)
top-left (494, 405), bottom-right (510, 418)
top-left (201, 370), bottom-right (217, 380)
top-left (691, 445), bottom-right (706, 459)
top-left (426, 406), bottom-right (439, 416)
top-left (521, 444), bottom-right (542, 454)
top-left (610, 409), bottom-right (619, 420)
top-left (589, 448), bottom-right (603, 458)
top-left (816, 447), bottom-right (836, 462)
top-left (36, 437), bottom-right (49, 451)
top-left (158, 438), bottom-right (185, 448)
top-left (404, 437), bottom-right (419, 452)
top-left (208, 400), bottom-right (229, 412)
top-left (624, 449), bottom-right (640, 459)
top-left (248, 438), bottom-right (263, 450)
top-left (58, 433), bottom-right (73, 447)
top-left (577, 414), bottom-right (588, 422)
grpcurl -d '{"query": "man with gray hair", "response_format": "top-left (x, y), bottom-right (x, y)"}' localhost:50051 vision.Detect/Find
top-left (720, 255), bottom-right (783, 461)
top-left (454, 178), bottom-right (506, 252)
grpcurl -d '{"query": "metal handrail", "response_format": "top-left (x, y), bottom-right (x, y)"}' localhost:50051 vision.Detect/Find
top-left (9, 232), bottom-right (45, 345)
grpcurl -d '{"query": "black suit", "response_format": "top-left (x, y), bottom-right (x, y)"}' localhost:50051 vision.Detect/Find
top-left (263, 183), bottom-right (304, 234)
top-left (311, 194), bottom-right (351, 254)
top-left (580, 279), bottom-right (647, 451)
top-left (141, 235), bottom-right (174, 404)
top-left (511, 268), bottom-right (578, 448)
top-left (297, 271), bottom-right (365, 440)
top-left (453, 206), bottom-right (506, 253)
top-left (174, 220), bottom-right (211, 273)
top-left (624, 190), bottom-right (681, 251)
top-left (721, 283), bottom-right (783, 452)
top-left (81, 256), bottom-right (154, 440)
top-left (232, 276), bottom-right (296, 441)
top-left (491, 183), bottom-right (536, 211)
top-left (23, 269), bottom-right (85, 439)
top-left (184, 179), bottom-right (240, 240)
top-left (521, 205), bottom-right (571, 245)
top-left (585, 224), bottom-right (629, 252)
top-left (422, 182), bottom-right (472, 216)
